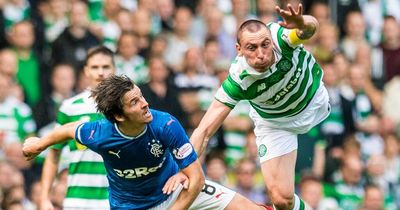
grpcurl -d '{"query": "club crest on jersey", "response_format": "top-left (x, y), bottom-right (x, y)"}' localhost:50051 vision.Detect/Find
top-left (148, 139), bottom-right (164, 157)
top-left (173, 143), bottom-right (193, 159)
top-left (276, 59), bottom-right (292, 72)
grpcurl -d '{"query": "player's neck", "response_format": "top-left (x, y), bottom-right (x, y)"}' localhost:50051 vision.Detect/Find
top-left (116, 122), bottom-right (147, 138)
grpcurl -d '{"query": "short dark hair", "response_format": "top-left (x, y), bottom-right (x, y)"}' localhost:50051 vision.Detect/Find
top-left (237, 19), bottom-right (268, 44)
top-left (91, 75), bottom-right (135, 123)
top-left (84, 46), bottom-right (115, 67)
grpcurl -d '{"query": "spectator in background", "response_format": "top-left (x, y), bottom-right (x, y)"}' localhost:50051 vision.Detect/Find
top-left (28, 180), bottom-right (41, 210)
top-left (331, 155), bottom-right (365, 210)
top-left (380, 15), bottom-right (400, 82)
top-left (115, 31), bottom-right (148, 85)
top-left (204, 151), bottom-right (230, 187)
top-left (312, 22), bottom-right (339, 62)
top-left (7, 20), bottom-right (46, 107)
top-left (332, 51), bottom-right (351, 85)
top-left (2, 0), bottom-right (30, 30)
top-left (382, 134), bottom-right (400, 208)
top-left (164, 7), bottom-right (196, 72)
top-left (340, 11), bottom-right (369, 62)
top-left (147, 34), bottom-right (168, 60)
top-left (0, 74), bottom-right (35, 146)
top-left (42, 0), bottom-right (70, 43)
top-left (298, 175), bottom-right (338, 210)
top-left (361, 0), bottom-right (400, 46)
top-left (363, 154), bottom-right (398, 210)
top-left (156, 0), bottom-right (175, 32)
top-left (51, 0), bottom-right (100, 77)
top-left (358, 184), bottom-right (386, 210)
top-left (139, 56), bottom-right (188, 129)
top-left (0, 48), bottom-right (18, 79)
top-left (256, 0), bottom-right (278, 24)
top-left (89, 0), bottom-right (122, 51)
top-left (0, 161), bottom-right (24, 192)
top-left (320, 62), bottom-right (355, 152)
top-left (233, 158), bottom-right (266, 204)
top-left (307, 2), bottom-right (330, 25)
top-left (203, 7), bottom-right (236, 60)
top-left (223, 0), bottom-right (255, 38)
top-left (115, 8), bottom-right (134, 32)
top-left (132, 8), bottom-right (153, 57)
top-left (33, 64), bottom-right (76, 131)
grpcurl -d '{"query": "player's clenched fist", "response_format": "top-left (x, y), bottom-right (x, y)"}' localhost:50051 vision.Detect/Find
top-left (22, 137), bottom-right (42, 161)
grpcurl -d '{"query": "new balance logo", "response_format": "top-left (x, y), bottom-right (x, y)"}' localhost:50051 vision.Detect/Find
top-left (108, 150), bottom-right (121, 158)
top-left (257, 83), bottom-right (266, 92)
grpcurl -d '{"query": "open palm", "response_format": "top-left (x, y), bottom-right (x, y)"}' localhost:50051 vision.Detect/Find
top-left (275, 3), bottom-right (304, 29)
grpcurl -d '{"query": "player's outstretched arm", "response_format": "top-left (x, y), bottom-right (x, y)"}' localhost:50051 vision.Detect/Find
top-left (275, 3), bottom-right (318, 44)
top-left (40, 149), bottom-right (62, 210)
top-left (22, 121), bottom-right (81, 161)
top-left (190, 100), bottom-right (232, 156)
top-left (169, 160), bottom-right (205, 210)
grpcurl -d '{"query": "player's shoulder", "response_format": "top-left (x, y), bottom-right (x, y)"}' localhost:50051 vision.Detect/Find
top-left (60, 91), bottom-right (90, 108)
top-left (59, 91), bottom-right (96, 114)
top-left (149, 109), bottom-right (173, 125)
top-left (228, 56), bottom-right (250, 84)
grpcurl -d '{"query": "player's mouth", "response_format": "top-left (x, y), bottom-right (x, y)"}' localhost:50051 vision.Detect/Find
top-left (144, 109), bottom-right (152, 118)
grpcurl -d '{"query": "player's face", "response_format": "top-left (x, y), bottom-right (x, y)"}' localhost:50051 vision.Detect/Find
top-left (84, 53), bottom-right (115, 88)
top-left (236, 27), bottom-right (275, 72)
top-left (120, 85), bottom-right (153, 124)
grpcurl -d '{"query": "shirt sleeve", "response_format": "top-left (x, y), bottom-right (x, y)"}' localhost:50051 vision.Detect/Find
top-left (267, 22), bottom-right (301, 51)
top-left (74, 121), bottom-right (100, 152)
top-left (162, 115), bottom-right (197, 170)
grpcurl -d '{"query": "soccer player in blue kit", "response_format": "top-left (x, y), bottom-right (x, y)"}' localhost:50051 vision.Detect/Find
top-left (23, 75), bottom-right (270, 210)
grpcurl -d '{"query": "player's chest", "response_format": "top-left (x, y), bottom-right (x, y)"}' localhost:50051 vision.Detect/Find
top-left (102, 137), bottom-right (167, 166)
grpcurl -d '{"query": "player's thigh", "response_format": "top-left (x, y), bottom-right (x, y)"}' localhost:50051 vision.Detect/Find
top-left (224, 193), bottom-right (264, 210)
top-left (189, 180), bottom-right (235, 210)
top-left (260, 149), bottom-right (297, 196)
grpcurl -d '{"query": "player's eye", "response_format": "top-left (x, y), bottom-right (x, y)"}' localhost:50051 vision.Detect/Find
top-left (247, 46), bottom-right (255, 51)
top-left (262, 41), bottom-right (270, 48)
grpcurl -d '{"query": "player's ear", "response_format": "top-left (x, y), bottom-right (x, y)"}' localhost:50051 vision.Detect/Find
top-left (114, 114), bottom-right (125, 122)
top-left (236, 43), bottom-right (242, 56)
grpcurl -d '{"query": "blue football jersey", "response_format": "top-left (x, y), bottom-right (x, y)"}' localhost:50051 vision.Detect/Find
top-left (75, 109), bottom-right (197, 209)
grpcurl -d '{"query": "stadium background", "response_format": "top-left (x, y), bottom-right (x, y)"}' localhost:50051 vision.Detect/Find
top-left (0, 0), bottom-right (399, 209)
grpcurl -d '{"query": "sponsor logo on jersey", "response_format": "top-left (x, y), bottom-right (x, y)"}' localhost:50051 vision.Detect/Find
top-left (173, 143), bottom-right (193, 159)
top-left (113, 157), bottom-right (166, 179)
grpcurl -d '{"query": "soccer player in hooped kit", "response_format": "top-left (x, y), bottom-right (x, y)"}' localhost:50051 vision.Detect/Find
top-left (190, 3), bottom-right (330, 210)
top-left (23, 75), bottom-right (270, 210)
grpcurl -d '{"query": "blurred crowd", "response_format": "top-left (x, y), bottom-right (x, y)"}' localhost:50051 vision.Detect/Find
top-left (0, 0), bottom-right (399, 209)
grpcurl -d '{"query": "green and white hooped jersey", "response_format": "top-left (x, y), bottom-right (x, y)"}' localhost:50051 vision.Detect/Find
top-left (215, 22), bottom-right (323, 120)
top-left (0, 97), bottom-right (35, 143)
top-left (54, 90), bottom-right (109, 209)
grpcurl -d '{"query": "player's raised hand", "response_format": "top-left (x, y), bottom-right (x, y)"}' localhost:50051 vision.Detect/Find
top-left (275, 3), bottom-right (304, 29)
top-left (22, 137), bottom-right (43, 161)
top-left (162, 171), bottom-right (189, 195)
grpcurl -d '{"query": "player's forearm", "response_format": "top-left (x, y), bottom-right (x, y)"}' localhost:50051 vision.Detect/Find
top-left (190, 128), bottom-right (210, 157)
top-left (190, 100), bottom-right (232, 157)
top-left (41, 149), bottom-right (61, 201)
top-left (40, 122), bottom-right (78, 151)
top-left (170, 161), bottom-right (205, 210)
top-left (295, 15), bottom-right (318, 40)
